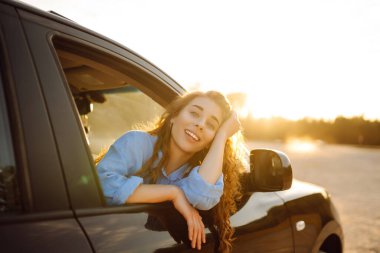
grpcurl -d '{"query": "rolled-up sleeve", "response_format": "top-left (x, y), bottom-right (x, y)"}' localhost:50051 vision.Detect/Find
top-left (176, 166), bottom-right (224, 210)
top-left (97, 131), bottom-right (153, 205)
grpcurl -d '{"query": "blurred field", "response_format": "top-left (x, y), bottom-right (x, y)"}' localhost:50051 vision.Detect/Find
top-left (248, 140), bottom-right (380, 253)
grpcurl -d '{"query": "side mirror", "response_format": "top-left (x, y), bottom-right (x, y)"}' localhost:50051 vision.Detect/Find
top-left (250, 149), bottom-right (293, 191)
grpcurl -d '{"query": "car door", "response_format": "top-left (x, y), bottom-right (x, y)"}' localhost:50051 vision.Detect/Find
top-left (0, 3), bottom-right (92, 252)
top-left (231, 192), bottom-right (294, 252)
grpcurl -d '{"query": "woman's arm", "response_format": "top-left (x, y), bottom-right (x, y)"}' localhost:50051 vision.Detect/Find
top-left (127, 184), bottom-right (178, 203)
top-left (98, 132), bottom-right (205, 249)
top-left (97, 131), bottom-right (152, 205)
top-left (175, 112), bottom-right (240, 210)
top-left (198, 111), bottom-right (241, 184)
top-left (127, 184), bottom-right (206, 250)
top-left (176, 167), bottom-right (223, 210)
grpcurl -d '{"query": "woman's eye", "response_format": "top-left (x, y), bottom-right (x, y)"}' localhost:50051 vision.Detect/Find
top-left (190, 111), bottom-right (200, 117)
top-left (206, 122), bottom-right (217, 131)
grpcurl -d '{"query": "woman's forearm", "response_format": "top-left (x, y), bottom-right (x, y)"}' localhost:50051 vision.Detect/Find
top-left (198, 132), bottom-right (227, 184)
top-left (126, 184), bottom-right (179, 204)
top-left (128, 184), bottom-right (206, 249)
top-left (198, 111), bottom-right (240, 184)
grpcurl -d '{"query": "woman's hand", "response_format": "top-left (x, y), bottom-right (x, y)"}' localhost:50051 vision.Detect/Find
top-left (217, 110), bottom-right (241, 140)
top-left (172, 187), bottom-right (206, 250)
top-left (126, 184), bottom-right (205, 249)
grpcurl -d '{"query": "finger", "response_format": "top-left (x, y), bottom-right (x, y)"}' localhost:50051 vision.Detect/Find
top-left (188, 220), bottom-right (193, 241)
top-left (197, 219), bottom-right (202, 250)
top-left (191, 219), bottom-right (198, 249)
top-left (201, 220), bottom-right (206, 243)
top-left (231, 110), bottom-right (238, 120)
top-left (192, 216), bottom-right (201, 250)
top-left (197, 215), bottom-right (206, 244)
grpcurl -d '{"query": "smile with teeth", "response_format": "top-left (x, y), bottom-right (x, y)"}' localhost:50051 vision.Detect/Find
top-left (185, 129), bottom-right (200, 141)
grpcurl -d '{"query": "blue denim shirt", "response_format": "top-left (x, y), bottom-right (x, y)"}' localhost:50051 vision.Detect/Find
top-left (97, 130), bottom-right (224, 210)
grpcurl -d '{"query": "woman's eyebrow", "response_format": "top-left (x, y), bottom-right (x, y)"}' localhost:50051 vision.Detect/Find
top-left (191, 105), bottom-right (220, 125)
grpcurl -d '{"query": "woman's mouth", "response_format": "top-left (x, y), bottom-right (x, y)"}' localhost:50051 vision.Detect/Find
top-left (185, 129), bottom-right (200, 142)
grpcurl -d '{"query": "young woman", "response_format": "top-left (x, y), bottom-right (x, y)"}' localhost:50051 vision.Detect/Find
top-left (96, 90), bottom-right (248, 252)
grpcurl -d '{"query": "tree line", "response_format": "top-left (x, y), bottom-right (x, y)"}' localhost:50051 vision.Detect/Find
top-left (240, 116), bottom-right (380, 146)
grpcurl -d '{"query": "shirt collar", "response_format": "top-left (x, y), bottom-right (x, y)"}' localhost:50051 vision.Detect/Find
top-left (161, 163), bottom-right (189, 181)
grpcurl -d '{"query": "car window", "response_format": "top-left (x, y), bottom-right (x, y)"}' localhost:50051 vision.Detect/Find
top-left (81, 87), bottom-right (164, 156)
top-left (0, 70), bottom-right (21, 214)
top-left (51, 37), bottom-right (164, 157)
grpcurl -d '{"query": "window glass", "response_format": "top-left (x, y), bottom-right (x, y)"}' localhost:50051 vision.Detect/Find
top-left (0, 71), bottom-right (21, 214)
top-left (85, 88), bottom-right (164, 154)
top-left (52, 37), bottom-right (164, 156)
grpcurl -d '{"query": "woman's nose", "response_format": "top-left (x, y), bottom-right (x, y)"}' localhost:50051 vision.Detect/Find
top-left (195, 119), bottom-right (205, 130)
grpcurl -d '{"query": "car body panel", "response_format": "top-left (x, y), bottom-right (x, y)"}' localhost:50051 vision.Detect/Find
top-left (276, 180), bottom-right (344, 253)
top-left (0, 213), bottom-right (93, 253)
top-left (78, 208), bottom-right (207, 253)
top-left (231, 192), bottom-right (294, 252)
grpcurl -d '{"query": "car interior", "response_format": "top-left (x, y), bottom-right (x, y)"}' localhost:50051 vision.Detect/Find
top-left (52, 36), bottom-right (165, 156)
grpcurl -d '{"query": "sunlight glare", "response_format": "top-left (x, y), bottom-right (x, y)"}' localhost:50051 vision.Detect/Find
top-left (286, 139), bottom-right (318, 153)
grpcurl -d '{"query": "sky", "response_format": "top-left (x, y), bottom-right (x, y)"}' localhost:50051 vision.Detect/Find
top-left (21, 0), bottom-right (380, 120)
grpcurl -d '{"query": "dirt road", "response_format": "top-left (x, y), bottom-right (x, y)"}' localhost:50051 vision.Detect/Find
top-left (249, 141), bottom-right (380, 253)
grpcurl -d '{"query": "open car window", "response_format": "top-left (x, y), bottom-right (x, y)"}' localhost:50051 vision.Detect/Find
top-left (51, 36), bottom-right (164, 156)
top-left (81, 87), bottom-right (164, 155)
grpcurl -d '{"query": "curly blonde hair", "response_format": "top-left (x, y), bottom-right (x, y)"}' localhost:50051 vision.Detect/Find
top-left (134, 91), bottom-right (247, 252)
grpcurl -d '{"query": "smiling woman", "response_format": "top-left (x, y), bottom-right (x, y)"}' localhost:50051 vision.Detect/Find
top-left (95, 90), bottom-right (248, 252)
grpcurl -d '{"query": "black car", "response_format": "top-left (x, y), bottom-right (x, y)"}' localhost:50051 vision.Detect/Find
top-left (0, 1), bottom-right (343, 252)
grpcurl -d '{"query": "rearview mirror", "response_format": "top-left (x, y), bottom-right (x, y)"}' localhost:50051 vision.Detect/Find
top-left (250, 149), bottom-right (293, 191)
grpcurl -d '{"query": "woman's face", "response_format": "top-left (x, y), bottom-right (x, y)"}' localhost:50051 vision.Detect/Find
top-left (170, 96), bottom-right (224, 155)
